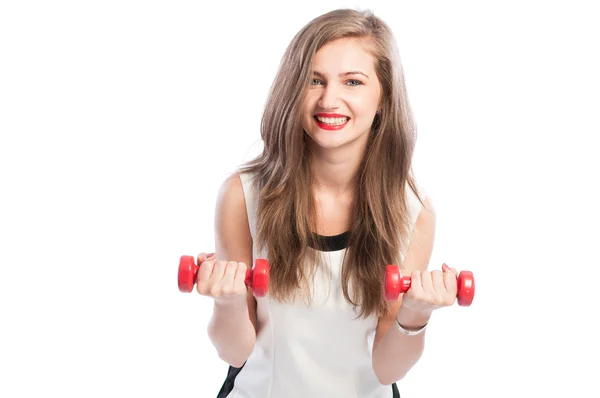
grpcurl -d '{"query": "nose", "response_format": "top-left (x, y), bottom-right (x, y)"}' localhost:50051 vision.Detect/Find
top-left (317, 83), bottom-right (341, 110)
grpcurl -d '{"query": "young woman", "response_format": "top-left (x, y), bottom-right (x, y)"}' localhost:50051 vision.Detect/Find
top-left (196, 8), bottom-right (459, 398)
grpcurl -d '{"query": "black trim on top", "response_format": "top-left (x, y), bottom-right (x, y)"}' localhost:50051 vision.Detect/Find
top-left (310, 230), bottom-right (350, 251)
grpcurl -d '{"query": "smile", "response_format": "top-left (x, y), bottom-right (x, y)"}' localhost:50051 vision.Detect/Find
top-left (314, 114), bottom-right (350, 130)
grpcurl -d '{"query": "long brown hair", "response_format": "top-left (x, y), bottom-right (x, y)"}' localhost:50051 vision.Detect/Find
top-left (238, 8), bottom-right (423, 318)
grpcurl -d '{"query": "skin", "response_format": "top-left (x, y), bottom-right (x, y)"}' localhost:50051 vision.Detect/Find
top-left (200, 37), bottom-right (460, 384)
top-left (301, 37), bottom-right (382, 234)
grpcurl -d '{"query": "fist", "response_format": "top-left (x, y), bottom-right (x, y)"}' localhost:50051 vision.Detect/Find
top-left (401, 264), bottom-right (459, 314)
top-left (195, 253), bottom-right (248, 303)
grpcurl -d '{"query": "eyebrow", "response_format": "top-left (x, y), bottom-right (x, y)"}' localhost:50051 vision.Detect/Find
top-left (313, 70), bottom-right (369, 79)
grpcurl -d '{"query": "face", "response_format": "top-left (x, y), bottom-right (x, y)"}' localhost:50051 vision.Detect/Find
top-left (301, 37), bottom-right (381, 152)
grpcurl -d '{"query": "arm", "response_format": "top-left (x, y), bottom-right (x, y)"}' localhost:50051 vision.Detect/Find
top-left (372, 196), bottom-right (436, 384)
top-left (207, 172), bottom-right (259, 368)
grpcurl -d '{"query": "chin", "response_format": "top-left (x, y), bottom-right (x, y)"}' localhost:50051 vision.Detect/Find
top-left (306, 127), bottom-right (370, 152)
top-left (305, 130), bottom-right (347, 149)
top-left (312, 136), bottom-right (362, 152)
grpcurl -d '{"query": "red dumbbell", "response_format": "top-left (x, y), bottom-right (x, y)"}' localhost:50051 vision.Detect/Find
top-left (384, 264), bottom-right (475, 306)
top-left (178, 255), bottom-right (270, 297)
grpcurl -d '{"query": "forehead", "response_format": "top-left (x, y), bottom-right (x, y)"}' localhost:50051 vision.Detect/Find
top-left (312, 37), bottom-right (376, 74)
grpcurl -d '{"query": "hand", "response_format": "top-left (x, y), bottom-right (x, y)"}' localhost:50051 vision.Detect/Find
top-left (400, 264), bottom-right (459, 316)
top-left (195, 252), bottom-right (249, 304)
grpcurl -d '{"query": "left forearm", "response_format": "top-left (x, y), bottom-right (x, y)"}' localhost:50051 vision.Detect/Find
top-left (372, 306), bottom-right (432, 385)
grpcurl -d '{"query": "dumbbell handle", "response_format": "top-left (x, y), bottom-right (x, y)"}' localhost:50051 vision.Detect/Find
top-left (178, 255), bottom-right (269, 297)
top-left (384, 265), bottom-right (475, 306)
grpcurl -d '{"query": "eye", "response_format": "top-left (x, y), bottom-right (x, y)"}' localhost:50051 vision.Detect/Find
top-left (311, 78), bottom-right (324, 85)
top-left (346, 79), bottom-right (363, 86)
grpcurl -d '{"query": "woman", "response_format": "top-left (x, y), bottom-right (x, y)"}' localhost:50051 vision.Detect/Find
top-left (197, 8), bottom-right (459, 398)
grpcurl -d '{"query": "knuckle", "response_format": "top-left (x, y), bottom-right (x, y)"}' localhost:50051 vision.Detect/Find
top-left (201, 262), bottom-right (214, 273)
top-left (235, 285), bottom-right (247, 295)
top-left (221, 286), bottom-right (233, 296)
top-left (196, 283), bottom-right (208, 295)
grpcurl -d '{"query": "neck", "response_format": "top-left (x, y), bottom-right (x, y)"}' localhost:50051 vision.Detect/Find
top-left (309, 143), bottom-right (365, 196)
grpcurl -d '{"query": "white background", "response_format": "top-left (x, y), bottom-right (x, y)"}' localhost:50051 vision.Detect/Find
top-left (1, 1), bottom-right (599, 397)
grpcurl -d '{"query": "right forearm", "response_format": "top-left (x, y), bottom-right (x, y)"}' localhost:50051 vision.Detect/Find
top-left (207, 300), bottom-right (256, 368)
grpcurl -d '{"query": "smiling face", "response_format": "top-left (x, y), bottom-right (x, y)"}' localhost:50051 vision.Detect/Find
top-left (301, 37), bottom-right (382, 153)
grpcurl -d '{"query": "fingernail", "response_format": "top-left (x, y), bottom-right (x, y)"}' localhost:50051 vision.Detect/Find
top-left (207, 253), bottom-right (215, 258)
top-left (442, 263), bottom-right (450, 271)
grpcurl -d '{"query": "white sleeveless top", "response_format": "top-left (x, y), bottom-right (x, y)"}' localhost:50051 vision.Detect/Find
top-left (223, 171), bottom-right (424, 398)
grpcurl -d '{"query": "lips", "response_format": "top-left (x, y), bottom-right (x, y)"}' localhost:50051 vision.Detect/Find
top-left (314, 113), bottom-right (350, 131)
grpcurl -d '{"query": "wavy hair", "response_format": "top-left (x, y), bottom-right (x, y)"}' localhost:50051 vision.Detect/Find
top-left (238, 8), bottom-right (423, 318)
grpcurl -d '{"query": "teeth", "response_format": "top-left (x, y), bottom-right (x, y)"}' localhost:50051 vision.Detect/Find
top-left (316, 116), bottom-right (349, 125)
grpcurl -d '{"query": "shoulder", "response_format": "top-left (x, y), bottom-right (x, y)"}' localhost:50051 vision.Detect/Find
top-left (220, 169), bottom-right (259, 200)
top-left (406, 182), bottom-right (436, 237)
top-left (215, 172), bottom-right (251, 227)
top-left (415, 194), bottom-right (436, 234)
top-left (215, 170), bottom-right (259, 237)
top-left (217, 172), bottom-right (245, 205)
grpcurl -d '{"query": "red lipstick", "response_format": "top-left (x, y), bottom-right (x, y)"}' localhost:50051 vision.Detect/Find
top-left (314, 113), bottom-right (350, 131)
